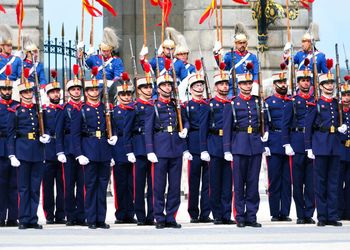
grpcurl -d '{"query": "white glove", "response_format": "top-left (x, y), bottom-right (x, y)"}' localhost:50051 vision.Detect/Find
top-left (200, 151), bottom-right (210, 162)
top-left (110, 158), bottom-right (115, 167)
top-left (87, 46), bottom-right (95, 56)
top-left (157, 44), bottom-right (163, 56)
top-left (283, 42), bottom-right (292, 52)
top-left (283, 144), bottom-right (295, 156)
top-left (127, 153), bottom-right (136, 163)
top-left (224, 152), bottom-right (233, 162)
top-left (76, 155), bottom-right (89, 165)
top-left (14, 50), bottom-right (24, 59)
top-left (213, 40), bottom-right (222, 54)
top-left (183, 150), bottom-right (193, 161)
top-left (9, 155), bottom-right (20, 167)
top-left (57, 152), bottom-right (67, 163)
top-left (338, 124), bottom-right (348, 134)
top-left (107, 136), bottom-right (118, 146)
top-left (77, 41), bottom-right (84, 50)
top-left (147, 153), bottom-right (158, 163)
top-left (178, 128), bottom-right (188, 139)
top-left (261, 131), bottom-right (269, 142)
top-left (139, 46), bottom-right (149, 58)
top-left (306, 149), bottom-right (315, 160)
top-left (263, 147), bottom-right (271, 157)
top-left (39, 134), bottom-right (51, 144)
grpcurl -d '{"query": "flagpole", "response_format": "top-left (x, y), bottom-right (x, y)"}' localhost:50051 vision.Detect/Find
top-left (81, 2), bottom-right (85, 41)
top-left (161, 3), bottom-right (165, 43)
top-left (219, 0), bottom-right (223, 44)
top-left (215, 0), bottom-right (219, 42)
top-left (90, 0), bottom-right (94, 47)
top-left (143, 0), bottom-right (147, 46)
top-left (286, 0), bottom-right (291, 42)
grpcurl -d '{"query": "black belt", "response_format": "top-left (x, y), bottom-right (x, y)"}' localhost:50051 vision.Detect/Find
top-left (189, 128), bottom-right (199, 132)
top-left (209, 128), bottom-right (223, 136)
top-left (154, 126), bottom-right (178, 133)
top-left (16, 132), bottom-right (38, 140)
top-left (234, 127), bottom-right (259, 133)
top-left (82, 131), bottom-right (107, 138)
top-left (64, 130), bottom-right (70, 135)
top-left (270, 128), bottom-right (282, 132)
top-left (0, 131), bottom-right (7, 138)
top-left (314, 126), bottom-right (336, 133)
top-left (290, 127), bottom-right (305, 133)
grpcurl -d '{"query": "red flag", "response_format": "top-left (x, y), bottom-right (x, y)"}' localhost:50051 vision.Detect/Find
top-left (300, 0), bottom-right (315, 11)
top-left (199, 0), bottom-right (217, 25)
top-left (83, 0), bottom-right (103, 17)
top-left (96, 0), bottom-right (117, 16)
top-left (158, 0), bottom-right (172, 26)
top-left (16, 0), bottom-right (24, 29)
top-left (150, 0), bottom-right (160, 6)
top-left (0, 4), bottom-right (6, 13)
top-left (232, 0), bottom-right (249, 5)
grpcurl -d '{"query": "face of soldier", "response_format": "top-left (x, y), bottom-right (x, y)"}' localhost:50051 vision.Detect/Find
top-left (342, 92), bottom-right (350, 106)
top-left (68, 86), bottom-right (82, 102)
top-left (238, 81), bottom-right (253, 96)
top-left (235, 41), bottom-right (247, 53)
top-left (215, 81), bottom-right (229, 97)
top-left (3, 44), bottom-right (12, 55)
top-left (298, 77), bottom-right (311, 93)
top-left (117, 91), bottom-right (132, 105)
top-left (86, 87), bottom-right (100, 102)
top-left (163, 47), bottom-right (174, 58)
top-left (302, 39), bottom-right (312, 51)
top-left (138, 85), bottom-right (153, 100)
top-left (158, 82), bottom-right (172, 98)
top-left (320, 81), bottom-right (335, 96)
top-left (190, 82), bottom-right (204, 99)
top-left (20, 89), bottom-right (34, 103)
top-left (0, 87), bottom-right (12, 101)
top-left (26, 50), bottom-right (39, 62)
top-left (102, 49), bottom-right (112, 58)
top-left (274, 80), bottom-right (288, 95)
top-left (48, 89), bottom-right (61, 105)
top-left (176, 53), bottom-right (189, 64)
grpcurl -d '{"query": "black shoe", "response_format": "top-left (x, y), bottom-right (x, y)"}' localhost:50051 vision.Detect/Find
top-left (317, 221), bottom-right (326, 227)
top-left (88, 224), bottom-right (97, 229)
top-left (222, 219), bottom-right (236, 225)
top-left (237, 222), bottom-right (245, 228)
top-left (271, 216), bottom-right (280, 222)
top-left (155, 222), bottom-right (165, 229)
top-left (199, 217), bottom-right (214, 223)
top-left (55, 219), bottom-right (67, 224)
top-left (76, 221), bottom-right (88, 226)
top-left (327, 221), bottom-right (342, 227)
top-left (304, 218), bottom-right (315, 224)
top-left (246, 221), bottom-right (262, 227)
top-left (18, 223), bottom-right (29, 229)
top-left (124, 217), bottom-right (138, 224)
top-left (190, 218), bottom-right (199, 223)
top-left (166, 221), bottom-right (182, 229)
top-left (280, 216), bottom-right (292, 222)
top-left (213, 219), bottom-right (223, 225)
top-left (97, 222), bottom-right (110, 229)
top-left (114, 219), bottom-right (125, 224)
top-left (145, 220), bottom-right (155, 226)
top-left (0, 220), bottom-right (5, 227)
top-left (46, 219), bottom-right (55, 225)
top-left (66, 220), bottom-right (75, 226)
top-left (137, 221), bottom-right (146, 226)
top-left (32, 223), bottom-right (43, 229)
top-left (296, 219), bottom-right (305, 224)
top-left (6, 220), bottom-right (18, 227)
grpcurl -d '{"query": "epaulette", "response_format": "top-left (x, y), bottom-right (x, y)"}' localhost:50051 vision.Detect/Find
top-left (125, 105), bottom-right (134, 110)
top-left (7, 104), bottom-right (20, 113)
top-left (264, 96), bottom-right (271, 101)
top-left (72, 103), bottom-right (83, 111)
top-left (145, 100), bottom-right (154, 106)
top-left (230, 96), bottom-right (237, 101)
top-left (306, 101), bottom-right (316, 106)
top-left (56, 105), bottom-right (64, 110)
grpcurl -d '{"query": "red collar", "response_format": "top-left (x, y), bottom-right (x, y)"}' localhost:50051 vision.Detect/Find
top-left (235, 50), bottom-right (248, 57)
top-left (48, 103), bottom-right (58, 109)
top-left (321, 95), bottom-right (333, 103)
top-left (192, 97), bottom-right (205, 104)
top-left (0, 99), bottom-right (13, 105)
top-left (21, 102), bottom-right (34, 109)
top-left (99, 55), bottom-right (111, 61)
top-left (137, 98), bottom-right (151, 105)
top-left (298, 92), bottom-right (311, 100)
top-left (344, 107), bottom-right (350, 113)
top-left (68, 100), bottom-right (82, 107)
top-left (86, 101), bottom-right (101, 108)
top-left (274, 93), bottom-right (287, 100)
top-left (0, 53), bottom-right (11, 59)
top-left (118, 103), bottom-right (132, 110)
top-left (24, 59), bottom-right (33, 64)
top-left (158, 96), bottom-right (171, 104)
top-left (239, 93), bottom-right (252, 101)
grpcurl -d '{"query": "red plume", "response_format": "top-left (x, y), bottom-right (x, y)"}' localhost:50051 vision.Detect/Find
top-left (344, 75), bottom-right (350, 81)
top-left (5, 65), bottom-right (12, 76)
top-left (326, 58), bottom-right (333, 70)
top-left (164, 58), bottom-right (171, 71)
top-left (232, 0), bottom-right (249, 5)
top-left (24, 68), bottom-right (30, 79)
top-left (246, 62), bottom-right (254, 71)
top-left (219, 62), bottom-right (226, 71)
top-left (91, 66), bottom-right (99, 76)
top-left (144, 62), bottom-right (151, 73)
top-left (195, 59), bottom-right (202, 71)
top-left (51, 69), bottom-right (57, 79)
top-left (122, 72), bottom-right (130, 81)
top-left (280, 63), bottom-right (287, 71)
top-left (304, 58), bottom-right (310, 67)
top-left (73, 64), bottom-right (79, 75)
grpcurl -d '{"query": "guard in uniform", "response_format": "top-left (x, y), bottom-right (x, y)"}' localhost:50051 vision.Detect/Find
top-left (41, 74), bottom-right (65, 224)
top-left (112, 76), bottom-right (137, 224)
top-left (264, 71), bottom-right (292, 222)
top-left (0, 67), bottom-right (19, 227)
top-left (144, 68), bottom-right (190, 229)
top-left (338, 80), bottom-right (350, 220)
top-left (124, 64), bottom-right (154, 226)
top-left (223, 72), bottom-right (265, 228)
top-left (55, 65), bottom-right (85, 226)
top-left (200, 67), bottom-right (234, 225)
top-left (305, 72), bottom-right (346, 226)
top-left (71, 71), bottom-right (117, 229)
top-left (7, 73), bottom-right (51, 229)
top-left (282, 69), bottom-right (316, 224)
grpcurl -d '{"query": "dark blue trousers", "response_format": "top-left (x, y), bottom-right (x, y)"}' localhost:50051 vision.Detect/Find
top-left (266, 154), bottom-right (292, 217)
top-left (314, 156), bottom-right (340, 222)
top-left (18, 160), bottom-right (43, 225)
top-left (209, 156), bottom-right (232, 221)
top-left (232, 154), bottom-right (261, 223)
top-left (0, 157), bottom-right (18, 222)
top-left (291, 153), bottom-right (315, 219)
top-left (338, 160), bottom-right (350, 219)
top-left (134, 156), bottom-right (153, 223)
top-left (113, 162), bottom-right (134, 221)
top-left (153, 157), bottom-right (182, 223)
top-left (63, 154), bottom-right (85, 223)
top-left (83, 161), bottom-right (110, 224)
top-left (187, 154), bottom-right (210, 220)
top-left (42, 160), bottom-right (65, 221)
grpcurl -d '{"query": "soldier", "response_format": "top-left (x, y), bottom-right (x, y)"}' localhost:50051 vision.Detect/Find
top-left (213, 23), bottom-right (259, 97)
top-left (55, 65), bottom-right (86, 226)
top-left (41, 73), bottom-right (65, 224)
top-left (305, 71), bottom-right (346, 226)
top-left (338, 79), bottom-right (350, 220)
top-left (7, 72), bottom-right (51, 229)
top-left (183, 62), bottom-right (212, 223)
top-left (199, 65), bottom-right (234, 225)
top-left (144, 66), bottom-right (190, 229)
top-left (264, 71), bottom-right (293, 222)
top-left (223, 70), bottom-right (265, 228)
top-left (124, 64), bottom-right (154, 226)
top-left (71, 71), bottom-right (117, 229)
top-left (0, 67), bottom-right (19, 227)
top-left (112, 75), bottom-right (137, 224)
top-left (282, 69), bottom-right (316, 224)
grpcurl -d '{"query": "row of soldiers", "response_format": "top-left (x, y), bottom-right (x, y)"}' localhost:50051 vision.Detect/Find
top-left (0, 22), bottom-right (349, 230)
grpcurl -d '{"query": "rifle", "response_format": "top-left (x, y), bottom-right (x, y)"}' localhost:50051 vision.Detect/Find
top-left (335, 43), bottom-right (343, 124)
top-left (129, 38), bottom-right (139, 98)
top-left (169, 53), bottom-right (183, 131)
top-left (154, 31), bottom-right (160, 78)
top-left (102, 59), bottom-right (113, 139)
top-left (32, 52), bottom-right (45, 136)
top-left (63, 57), bottom-right (68, 103)
top-left (257, 51), bottom-right (265, 136)
top-left (343, 43), bottom-right (350, 75)
top-left (289, 43), bottom-right (296, 96)
top-left (198, 42), bottom-right (212, 99)
top-left (230, 48), bottom-right (237, 97)
top-left (311, 39), bottom-right (319, 100)
top-left (76, 27), bottom-right (85, 98)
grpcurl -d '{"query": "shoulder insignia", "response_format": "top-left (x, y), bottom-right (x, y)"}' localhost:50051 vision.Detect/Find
top-left (7, 104), bottom-right (20, 112)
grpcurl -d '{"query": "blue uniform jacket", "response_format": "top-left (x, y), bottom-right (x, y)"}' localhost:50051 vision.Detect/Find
top-left (339, 108), bottom-right (350, 162)
top-left (0, 53), bottom-right (22, 80)
top-left (23, 59), bottom-right (47, 86)
top-left (294, 50), bottom-right (328, 74)
top-left (85, 55), bottom-right (124, 81)
top-left (0, 99), bottom-right (19, 157)
top-left (148, 57), bottom-right (188, 81)
top-left (43, 103), bottom-right (62, 161)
